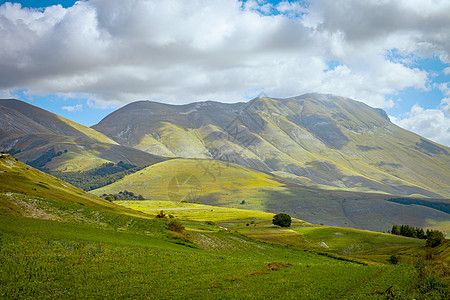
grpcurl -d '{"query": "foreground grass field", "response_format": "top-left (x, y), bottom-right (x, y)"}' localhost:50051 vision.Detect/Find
top-left (1, 211), bottom-right (434, 299)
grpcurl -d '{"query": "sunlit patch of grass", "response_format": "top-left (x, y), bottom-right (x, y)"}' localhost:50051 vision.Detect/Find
top-left (116, 200), bottom-right (275, 223)
top-left (294, 226), bottom-right (424, 255)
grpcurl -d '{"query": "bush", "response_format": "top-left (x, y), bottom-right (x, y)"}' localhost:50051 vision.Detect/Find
top-left (426, 230), bottom-right (445, 248)
top-left (167, 219), bottom-right (184, 233)
top-left (273, 213), bottom-right (291, 228)
top-left (388, 255), bottom-right (399, 265)
top-left (104, 195), bottom-right (114, 202)
top-left (155, 210), bottom-right (167, 219)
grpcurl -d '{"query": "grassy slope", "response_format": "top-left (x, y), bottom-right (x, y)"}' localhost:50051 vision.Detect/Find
top-left (55, 114), bottom-right (118, 145)
top-left (93, 158), bottom-right (282, 205)
top-left (0, 153), bottom-right (149, 217)
top-left (0, 154), bottom-right (448, 298)
top-left (0, 99), bottom-right (116, 145)
top-left (93, 158), bottom-right (450, 235)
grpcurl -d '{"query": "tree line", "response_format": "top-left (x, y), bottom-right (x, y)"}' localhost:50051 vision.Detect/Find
top-left (389, 224), bottom-right (445, 247)
top-left (101, 190), bottom-right (144, 201)
top-left (50, 161), bottom-right (147, 191)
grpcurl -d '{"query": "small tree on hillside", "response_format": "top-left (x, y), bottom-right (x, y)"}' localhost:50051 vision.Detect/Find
top-left (273, 213), bottom-right (291, 228)
top-left (426, 230), bottom-right (445, 248)
top-left (167, 219), bottom-right (185, 233)
top-left (155, 210), bottom-right (167, 219)
top-left (391, 225), bottom-right (400, 235)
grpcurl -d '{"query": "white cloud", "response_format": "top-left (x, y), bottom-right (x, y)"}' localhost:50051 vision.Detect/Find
top-left (441, 97), bottom-right (450, 114)
top-left (62, 104), bottom-right (83, 112)
top-left (443, 67), bottom-right (450, 75)
top-left (438, 82), bottom-right (450, 96)
top-left (391, 104), bottom-right (450, 146)
top-left (0, 0), bottom-right (449, 112)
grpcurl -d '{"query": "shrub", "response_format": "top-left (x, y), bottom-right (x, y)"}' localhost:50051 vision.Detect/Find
top-left (426, 230), bottom-right (445, 248)
top-left (273, 213), bottom-right (291, 228)
top-left (167, 219), bottom-right (184, 233)
top-left (388, 255), bottom-right (399, 265)
top-left (155, 210), bottom-right (167, 219)
top-left (166, 230), bottom-right (191, 244)
top-left (424, 248), bottom-right (437, 260)
top-left (267, 262), bottom-right (292, 271)
top-left (104, 195), bottom-right (114, 202)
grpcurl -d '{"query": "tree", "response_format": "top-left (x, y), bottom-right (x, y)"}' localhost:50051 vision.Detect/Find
top-left (155, 210), bottom-right (167, 219)
top-left (426, 230), bottom-right (445, 248)
top-left (391, 225), bottom-right (400, 235)
top-left (416, 227), bottom-right (426, 239)
top-left (273, 213), bottom-right (291, 228)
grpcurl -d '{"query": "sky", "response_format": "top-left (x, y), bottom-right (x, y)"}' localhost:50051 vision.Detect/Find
top-left (0, 0), bottom-right (449, 146)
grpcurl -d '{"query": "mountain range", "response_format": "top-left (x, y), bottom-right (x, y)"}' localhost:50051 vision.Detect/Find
top-left (92, 93), bottom-right (450, 198)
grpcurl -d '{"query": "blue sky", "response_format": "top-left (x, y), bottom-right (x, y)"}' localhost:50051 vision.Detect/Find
top-left (0, 0), bottom-right (74, 8)
top-left (0, 0), bottom-right (449, 145)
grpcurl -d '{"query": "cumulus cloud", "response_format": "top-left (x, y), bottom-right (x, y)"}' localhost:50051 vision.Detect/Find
top-left (391, 104), bottom-right (450, 146)
top-left (0, 0), bottom-right (449, 115)
top-left (441, 98), bottom-right (450, 114)
top-left (1, 0), bottom-right (446, 107)
top-left (3, 0), bottom-right (450, 144)
top-left (62, 104), bottom-right (83, 112)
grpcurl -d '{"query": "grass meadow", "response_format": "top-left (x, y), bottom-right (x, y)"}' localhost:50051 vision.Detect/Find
top-left (1, 212), bottom-right (427, 299)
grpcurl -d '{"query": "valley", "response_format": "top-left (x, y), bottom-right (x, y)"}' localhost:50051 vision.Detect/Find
top-left (1, 153), bottom-right (448, 298)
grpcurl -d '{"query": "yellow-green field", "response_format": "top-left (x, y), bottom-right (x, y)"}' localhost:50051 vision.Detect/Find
top-left (116, 200), bottom-right (276, 223)
top-left (93, 158), bottom-right (285, 208)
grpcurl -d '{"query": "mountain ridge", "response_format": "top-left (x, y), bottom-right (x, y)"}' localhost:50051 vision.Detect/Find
top-left (92, 93), bottom-right (450, 198)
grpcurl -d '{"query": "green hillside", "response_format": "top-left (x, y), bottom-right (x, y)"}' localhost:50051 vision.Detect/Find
top-left (0, 99), bottom-right (117, 144)
top-left (0, 153), bottom-right (150, 217)
top-left (93, 158), bottom-right (450, 234)
top-left (0, 99), bottom-right (166, 171)
top-left (93, 93), bottom-right (450, 198)
top-left (1, 154), bottom-right (448, 298)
